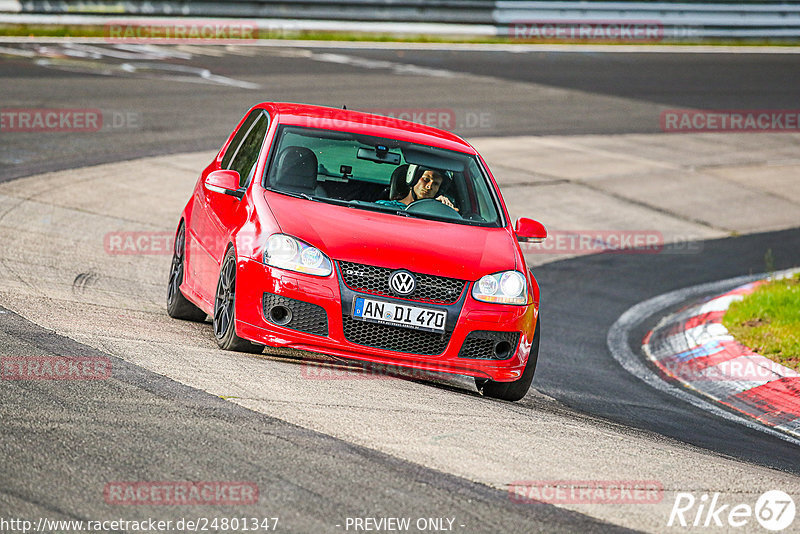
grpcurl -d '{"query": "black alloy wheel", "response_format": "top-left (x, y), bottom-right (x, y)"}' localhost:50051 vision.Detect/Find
top-left (213, 247), bottom-right (264, 353)
top-left (167, 222), bottom-right (207, 322)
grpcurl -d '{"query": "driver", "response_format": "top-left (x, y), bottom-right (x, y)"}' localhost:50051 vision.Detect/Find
top-left (377, 167), bottom-right (458, 211)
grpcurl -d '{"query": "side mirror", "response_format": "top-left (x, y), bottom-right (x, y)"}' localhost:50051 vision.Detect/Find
top-left (205, 170), bottom-right (243, 199)
top-left (514, 218), bottom-right (547, 243)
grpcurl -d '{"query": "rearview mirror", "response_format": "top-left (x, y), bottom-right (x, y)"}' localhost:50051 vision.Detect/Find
top-left (205, 170), bottom-right (243, 199)
top-left (515, 218), bottom-right (547, 243)
top-left (357, 146), bottom-right (401, 165)
top-left (403, 147), bottom-right (465, 172)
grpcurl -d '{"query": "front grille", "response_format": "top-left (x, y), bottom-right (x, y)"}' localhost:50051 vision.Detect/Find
top-left (458, 331), bottom-right (520, 360)
top-left (342, 316), bottom-right (451, 355)
top-left (263, 293), bottom-right (328, 336)
top-left (339, 261), bottom-right (466, 304)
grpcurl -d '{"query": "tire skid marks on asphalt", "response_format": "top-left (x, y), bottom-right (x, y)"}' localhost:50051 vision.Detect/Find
top-left (60, 42), bottom-right (194, 60)
top-left (286, 48), bottom-right (540, 85)
top-left (0, 42), bottom-right (260, 89)
top-left (0, 157), bottom-right (194, 308)
top-left (117, 61), bottom-right (261, 89)
top-left (0, 44), bottom-right (35, 57)
top-left (278, 49), bottom-right (459, 78)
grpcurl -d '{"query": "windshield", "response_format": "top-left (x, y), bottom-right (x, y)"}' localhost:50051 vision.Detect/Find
top-left (263, 125), bottom-right (503, 226)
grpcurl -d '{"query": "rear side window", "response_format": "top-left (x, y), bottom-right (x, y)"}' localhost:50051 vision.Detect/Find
top-left (221, 110), bottom-right (270, 188)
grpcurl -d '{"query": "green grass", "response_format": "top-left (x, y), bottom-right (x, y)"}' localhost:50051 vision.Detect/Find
top-left (0, 24), bottom-right (110, 38)
top-left (723, 272), bottom-right (800, 372)
top-left (2, 23), bottom-right (800, 46)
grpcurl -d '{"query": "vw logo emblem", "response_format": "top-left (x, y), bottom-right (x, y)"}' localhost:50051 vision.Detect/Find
top-left (389, 270), bottom-right (416, 296)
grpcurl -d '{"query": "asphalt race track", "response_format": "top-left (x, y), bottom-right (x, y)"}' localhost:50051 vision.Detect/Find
top-left (4, 43), bottom-right (800, 181)
top-left (1, 42), bottom-right (800, 533)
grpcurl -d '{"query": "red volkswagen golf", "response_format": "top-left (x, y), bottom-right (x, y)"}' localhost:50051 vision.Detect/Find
top-left (167, 103), bottom-right (546, 401)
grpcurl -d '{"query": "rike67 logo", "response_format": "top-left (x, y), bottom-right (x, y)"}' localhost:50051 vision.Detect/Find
top-left (668, 490), bottom-right (795, 531)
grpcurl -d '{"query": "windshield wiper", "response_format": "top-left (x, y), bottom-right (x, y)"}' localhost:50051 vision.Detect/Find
top-left (267, 188), bottom-right (315, 201)
top-left (314, 197), bottom-right (353, 207)
top-left (397, 210), bottom-right (451, 221)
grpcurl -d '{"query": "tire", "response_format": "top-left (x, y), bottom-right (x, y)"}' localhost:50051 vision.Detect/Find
top-left (213, 247), bottom-right (264, 353)
top-left (475, 317), bottom-right (540, 402)
top-left (167, 222), bottom-right (207, 322)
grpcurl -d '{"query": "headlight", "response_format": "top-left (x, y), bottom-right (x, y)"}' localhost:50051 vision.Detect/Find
top-left (264, 234), bottom-right (332, 277)
top-left (472, 271), bottom-right (527, 305)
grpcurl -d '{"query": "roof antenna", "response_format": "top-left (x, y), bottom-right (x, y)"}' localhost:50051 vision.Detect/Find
top-left (342, 105), bottom-right (347, 110)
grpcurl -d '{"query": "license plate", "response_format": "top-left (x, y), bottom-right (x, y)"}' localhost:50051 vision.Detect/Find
top-left (352, 297), bottom-right (446, 334)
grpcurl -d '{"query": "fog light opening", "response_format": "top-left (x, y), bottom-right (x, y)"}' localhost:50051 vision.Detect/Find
top-left (269, 305), bottom-right (292, 326)
top-left (494, 340), bottom-right (512, 359)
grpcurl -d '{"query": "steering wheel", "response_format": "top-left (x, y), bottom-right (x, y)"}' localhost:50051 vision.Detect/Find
top-left (405, 198), bottom-right (461, 219)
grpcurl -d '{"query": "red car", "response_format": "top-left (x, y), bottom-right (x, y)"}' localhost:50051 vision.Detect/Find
top-left (167, 103), bottom-right (546, 401)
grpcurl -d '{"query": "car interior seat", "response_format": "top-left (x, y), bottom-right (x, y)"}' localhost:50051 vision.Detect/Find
top-left (388, 163), bottom-right (412, 200)
top-left (274, 146), bottom-right (327, 197)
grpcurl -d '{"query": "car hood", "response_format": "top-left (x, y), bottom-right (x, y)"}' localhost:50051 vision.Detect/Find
top-left (265, 192), bottom-right (517, 281)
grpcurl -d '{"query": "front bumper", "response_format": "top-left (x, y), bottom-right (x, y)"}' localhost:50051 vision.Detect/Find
top-left (235, 258), bottom-right (538, 382)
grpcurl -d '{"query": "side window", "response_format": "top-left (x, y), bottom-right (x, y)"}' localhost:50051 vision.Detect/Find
top-left (220, 111), bottom-right (258, 170)
top-left (222, 111), bottom-right (270, 188)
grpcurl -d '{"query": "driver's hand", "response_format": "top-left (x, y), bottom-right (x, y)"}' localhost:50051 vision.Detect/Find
top-left (436, 196), bottom-right (459, 212)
